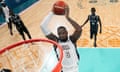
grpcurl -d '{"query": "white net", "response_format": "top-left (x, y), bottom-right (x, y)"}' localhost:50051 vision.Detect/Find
top-left (0, 39), bottom-right (62, 72)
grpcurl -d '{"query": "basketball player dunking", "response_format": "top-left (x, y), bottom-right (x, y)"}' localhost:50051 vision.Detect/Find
top-left (82, 7), bottom-right (102, 47)
top-left (40, 5), bottom-right (82, 72)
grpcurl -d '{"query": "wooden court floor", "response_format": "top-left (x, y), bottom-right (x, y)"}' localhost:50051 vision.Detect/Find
top-left (0, 0), bottom-right (120, 48)
top-left (0, 0), bottom-right (120, 71)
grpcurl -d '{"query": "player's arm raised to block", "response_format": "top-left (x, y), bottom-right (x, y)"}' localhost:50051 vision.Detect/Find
top-left (40, 12), bottom-right (57, 41)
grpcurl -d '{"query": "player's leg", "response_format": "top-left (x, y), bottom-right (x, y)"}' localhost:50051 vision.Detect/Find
top-left (20, 32), bottom-right (26, 40)
top-left (17, 27), bottom-right (30, 48)
top-left (90, 31), bottom-right (93, 39)
top-left (22, 25), bottom-right (32, 40)
top-left (93, 25), bottom-right (98, 47)
top-left (94, 33), bottom-right (97, 47)
top-left (7, 22), bottom-right (13, 35)
top-left (90, 25), bottom-right (94, 39)
top-left (17, 28), bottom-right (26, 40)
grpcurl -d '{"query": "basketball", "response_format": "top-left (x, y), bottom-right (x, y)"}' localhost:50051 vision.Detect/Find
top-left (53, 0), bottom-right (67, 15)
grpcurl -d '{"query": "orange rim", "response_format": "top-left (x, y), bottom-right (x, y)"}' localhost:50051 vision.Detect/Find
top-left (0, 38), bottom-right (63, 72)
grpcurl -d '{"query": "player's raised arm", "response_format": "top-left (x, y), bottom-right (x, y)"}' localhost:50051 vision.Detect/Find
top-left (40, 12), bottom-right (57, 41)
top-left (65, 5), bottom-right (82, 42)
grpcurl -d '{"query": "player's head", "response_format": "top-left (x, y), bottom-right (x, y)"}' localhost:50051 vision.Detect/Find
top-left (91, 7), bottom-right (96, 14)
top-left (1, 3), bottom-right (6, 7)
top-left (57, 26), bottom-right (68, 41)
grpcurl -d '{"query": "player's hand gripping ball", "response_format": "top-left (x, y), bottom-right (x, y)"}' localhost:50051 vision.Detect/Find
top-left (53, 0), bottom-right (67, 15)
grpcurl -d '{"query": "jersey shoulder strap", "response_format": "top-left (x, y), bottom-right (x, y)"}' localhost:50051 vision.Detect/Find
top-left (95, 15), bottom-right (99, 19)
top-left (89, 15), bottom-right (99, 20)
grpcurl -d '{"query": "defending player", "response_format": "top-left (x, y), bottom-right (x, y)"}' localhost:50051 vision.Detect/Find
top-left (82, 7), bottom-right (102, 47)
top-left (8, 11), bottom-right (32, 40)
top-left (40, 5), bottom-right (82, 72)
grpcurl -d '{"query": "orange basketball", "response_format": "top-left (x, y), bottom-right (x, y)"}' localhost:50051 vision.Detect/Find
top-left (53, 0), bottom-right (67, 15)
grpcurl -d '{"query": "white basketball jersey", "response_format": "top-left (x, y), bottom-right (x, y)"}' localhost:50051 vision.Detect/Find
top-left (2, 6), bottom-right (10, 22)
top-left (58, 37), bottom-right (79, 68)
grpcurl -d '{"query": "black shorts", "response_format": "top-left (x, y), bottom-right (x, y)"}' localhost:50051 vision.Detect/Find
top-left (90, 24), bottom-right (98, 35)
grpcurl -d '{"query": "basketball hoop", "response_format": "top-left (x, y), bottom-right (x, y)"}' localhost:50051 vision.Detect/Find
top-left (0, 38), bottom-right (63, 72)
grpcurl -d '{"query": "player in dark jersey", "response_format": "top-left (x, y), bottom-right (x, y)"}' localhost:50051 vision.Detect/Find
top-left (82, 7), bottom-right (102, 47)
top-left (40, 5), bottom-right (82, 72)
top-left (8, 11), bottom-right (32, 40)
